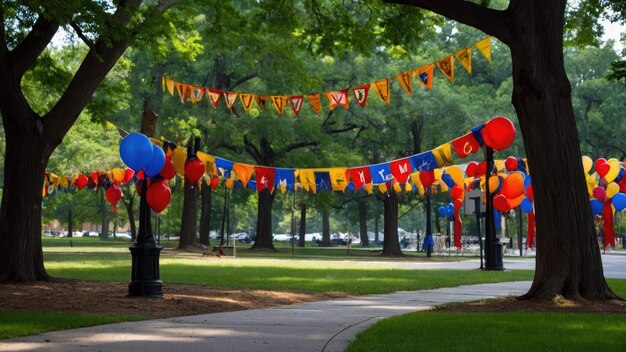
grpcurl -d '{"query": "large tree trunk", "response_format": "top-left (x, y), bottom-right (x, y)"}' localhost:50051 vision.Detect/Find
top-left (382, 190), bottom-right (403, 256)
top-left (508, 1), bottom-right (616, 300)
top-left (298, 203), bottom-right (306, 247)
top-left (100, 190), bottom-right (110, 240)
top-left (358, 199), bottom-right (369, 248)
top-left (0, 131), bottom-right (52, 281)
top-left (320, 211), bottom-right (332, 247)
top-left (251, 189), bottom-right (276, 250)
top-left (178, 179), bottom-right (200, 249)
top-left (199, 183), bottom-right (212, 246)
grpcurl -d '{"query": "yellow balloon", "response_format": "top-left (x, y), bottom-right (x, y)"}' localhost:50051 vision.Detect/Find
top-left (494, 160), bottom-right (505, 172)
top-left (404, 183), bottom-right (412, 193)
top-left (605, 158), bottom-right (620, 183)
top-left (488, 175), bottom-right (501, 192)
top-left (446, 165), bottom-right (464, 186)
top-left (171, 147), bottom-right (187, 176)
top-left (606, 182), bottom-right (620, 198)
top-left (581, 156), bottom-right (593, 174)
top-left (393, 182), bottom-right (402, 193)
top-left (378, 183), bottom-right (388, 193)
top-left (364, 183), bottom-right (374, 194)
top-left (434, 168), bottom-right (443, 181)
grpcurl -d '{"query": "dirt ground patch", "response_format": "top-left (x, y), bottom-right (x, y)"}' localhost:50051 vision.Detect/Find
top-left (1, 281), bottom-right (624, 319)
top-left (0, 280), bottom-right (346, 319)
top-left (435, 296), bottom-right (626, 314)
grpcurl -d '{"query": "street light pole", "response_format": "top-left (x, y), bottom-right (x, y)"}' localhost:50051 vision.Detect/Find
top-left (128, 178), bottom-right (163, 297)
top-left (484, 146), bottom-right (504, 270)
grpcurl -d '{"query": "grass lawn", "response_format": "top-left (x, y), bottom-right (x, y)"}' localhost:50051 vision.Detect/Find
top-left (0, 310), bottom-right (145, 340)
top-left (346, 279), bottom-right (626, 352)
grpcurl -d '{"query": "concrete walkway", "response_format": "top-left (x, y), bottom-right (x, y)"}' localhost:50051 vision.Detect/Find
top-left (0, 281), bottom-right (531, 352)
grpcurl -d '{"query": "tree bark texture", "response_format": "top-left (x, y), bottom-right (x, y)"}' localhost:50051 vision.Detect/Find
top-left (251, 189), bottom-right (276, 250)
top-left (358, 199), bottom-right (370, 247)
top-left (298, 203), bottom-right (306, 247)
top-left (382, 190), bottom-right (404, 256)
top-left (178, 179), bottom-right (200, 249)
top-left (320, 211), bottom-right (332, 247)
top-left (386, 0), bottom-right (616, 300)
top-left (199, 184), bottom-right (212, 246)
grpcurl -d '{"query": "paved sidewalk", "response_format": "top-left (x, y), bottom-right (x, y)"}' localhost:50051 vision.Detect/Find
top-left (0, 281), bottom-right (531, 352)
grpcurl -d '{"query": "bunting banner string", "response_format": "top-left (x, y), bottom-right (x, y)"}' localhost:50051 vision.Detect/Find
top-left (161, 36), bottom-right (492, 117)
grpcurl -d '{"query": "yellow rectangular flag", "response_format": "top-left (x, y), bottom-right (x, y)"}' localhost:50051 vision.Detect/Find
top-left (296, 169), bottom-right (317, 193)
top-left (233, 163), bottom-right (255, 185)
top-left (436, 56), bottom-right (455, 82)
top-left (396, 71), bottom-right (414, 96)
top-left (432, 143), bottom-right (454, 167)
top-left (454, 47), bottom-right (472, 74)
top-left (475, 36), bottom-right (492, 63)
top-left (329, 168), bottom-right (348, 191)
top-left (372, 78), bottom-right (391, 104)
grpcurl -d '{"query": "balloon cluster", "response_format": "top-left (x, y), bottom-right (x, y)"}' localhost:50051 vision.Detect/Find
top-left (119, 132), bottom-right (174, 213)
top-left (441, 165), bottom-right (466, 251)
top-left (492, 156), bottom-right (530, 213)
top-left (585, 156), bottom-right (626, 249)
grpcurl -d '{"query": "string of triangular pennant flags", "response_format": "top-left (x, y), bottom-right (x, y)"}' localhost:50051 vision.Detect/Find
top-left (162, 36), bottom-right (492, 117)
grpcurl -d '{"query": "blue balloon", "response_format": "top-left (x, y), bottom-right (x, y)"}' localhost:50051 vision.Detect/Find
top-left (120, 133), bottom-right (153, 171)
top-left (438, 206), bottom-right (447, 217)
top-left (144, 145), bottom-right (165, 177)
top-left (345, 183), bottom-right (355, 191)
top-left (613, 193), bottom-right (626, 212)
top-left (442, 173), bottom-right (455, 188)
top-left (446, 203), bottom-right (454, 218)
top-left (524, 175), bottom-right (532, 189)
top-left (520, 197), bottom-right (533, 213)
top-left (590, 199), bottom-right (604, 215)
top-left (494, 209), bottom-right (502, 231)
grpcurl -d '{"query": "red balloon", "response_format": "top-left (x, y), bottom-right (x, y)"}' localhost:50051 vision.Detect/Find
top-left (105, 184), bottom-right (122, 211)
top-left (465, 162), bottom-right (478, 177)
top-left (493, 194), bottom-right (511, 212)
top-left (451, 185), bottom-right (464, 200)
top-left (160, 156), bottom-right (176, 180)
top-left (147, 180), bottom-right (171, 213)
top-left (122, 168), bottom-right (135, 183)
top-left (504, 157), bottom-right (518, 171)
top-left (595, 159), bottom-right (610, 177)
top-left (185, 158), bottom-right (205, 184)
top-left (210, 177), bottom-right (220, 190)
top-left (76, 174), bottom-right (89, 190)
top-left (476, 161), bottom-right (487, 176)
top-left (482, 116), bottom-right (516, 151)
top-left (454, 198), bottom-right (463, 210)
top-left (419, 171), bottom-right (435, 188)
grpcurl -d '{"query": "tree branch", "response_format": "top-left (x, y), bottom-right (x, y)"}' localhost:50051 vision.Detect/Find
top-left (69, 21), bottom-right (96, 52)
top-left (243, 134), bottom-right (263, 164)
top-left (0, 5), bottom-right (7, 62)
top-left (383, 0), bottom-right (513, 45)
top-left (282, 141), bottom-right (320, 154)
top-left (8, 16), bottom-right (59, 78)
top-left (323, 123), bottom-right (361, 134)
top-left (157, 0), bottom-right (180, 13)
top-left (228, 72), bottom-right (258, 91)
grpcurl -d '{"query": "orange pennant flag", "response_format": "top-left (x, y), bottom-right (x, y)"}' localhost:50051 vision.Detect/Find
top-left (239, 94), bottom-right (255, 111)
top-left (396, 71), bottom-right (414, 96)
top-left (233, 163), bottom-right (255, 186)
top-left (175, 83), bottom-right (186, 102)
top-left (415, 64), bottom-right (434, 90)
top-left (306, 94), bottom-right (321, 114)
top-left (372, 78), bottom-right (391, 104)
top-left (436, 56), bottom-right (455, 82)
top-left (164, 78), bottom-right (175, 96)
top-left (256, 95), bottom-right (270, 111)
top-left (224, 92), bottom-right (238, 110)
top-left (191, 86), bottom-right (204, 103)
top-left (290, 96), bottom-right (304, 117)
top-left (272, 96), bottom-right (288, 114)
top-left (454, 47), bottom-right (472, 74)
top-left (352, 84), bottom-right (370, 107)
top-left (475, 36), bottom-right (492, 63)
top-left (325, 90), bottom-right (349, 111)
top-left (206, 88), bottom-right (222, 108)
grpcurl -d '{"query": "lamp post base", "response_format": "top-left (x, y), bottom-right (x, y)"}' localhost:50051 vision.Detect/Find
top-left (484, 242), bottom-right (505, 271)
top-left (128, 243), bottom-right (163, 297)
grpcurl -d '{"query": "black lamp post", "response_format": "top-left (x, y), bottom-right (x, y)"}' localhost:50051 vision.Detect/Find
top-left (128, 178), bottom-right (163, 297)
top-left (483, 146), bottom-right (504, 270)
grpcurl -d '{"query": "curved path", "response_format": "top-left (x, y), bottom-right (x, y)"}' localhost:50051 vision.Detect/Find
top-left (2, 254), bottom-right (624, 352)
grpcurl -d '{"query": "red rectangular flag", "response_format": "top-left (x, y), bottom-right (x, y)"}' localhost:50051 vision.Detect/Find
top-left (349, 166), bottom-right (372, 190)
top-left (390, 158), bottom-right (412, 183)
top-left (255, 166), bottom-right (276, 193)
top-left (451, 132), bottom-right (481, 158)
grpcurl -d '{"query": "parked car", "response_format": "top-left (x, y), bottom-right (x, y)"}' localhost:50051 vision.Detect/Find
top-left (273, 234), bottom-right (292, 241)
